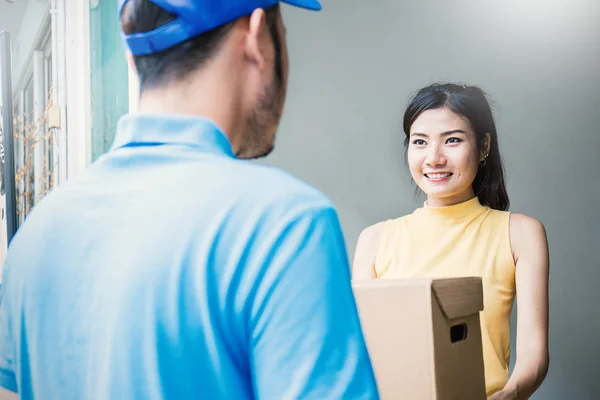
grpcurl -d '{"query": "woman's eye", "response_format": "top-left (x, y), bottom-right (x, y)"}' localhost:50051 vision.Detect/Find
top-left (412, 139), bottom-right (426, 146)
top-left (446, 137), bottom-right (462, 144)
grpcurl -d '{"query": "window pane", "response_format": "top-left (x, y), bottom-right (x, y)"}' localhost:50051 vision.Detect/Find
top-left (89, 0), bottom-right (129, 161)
top-left (44, 46), bottom-right (55, 194)
top-left (24, 78), bottom-right (34, 125)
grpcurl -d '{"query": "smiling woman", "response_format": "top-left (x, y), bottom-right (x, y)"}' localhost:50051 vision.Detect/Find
top-left (403, 83), bottom-right (508, 210)
top-left (353, 83), bottom-right (550, 399)
top-left (407, 110), bottom-right (487, 207)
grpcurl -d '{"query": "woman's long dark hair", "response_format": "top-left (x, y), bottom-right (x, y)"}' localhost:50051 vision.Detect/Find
top-left (403, 83), bottom-right (510, 211)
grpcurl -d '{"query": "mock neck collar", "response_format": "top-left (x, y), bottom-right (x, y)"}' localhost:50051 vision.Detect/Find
top-left (110, 113), bottom-right (235, 158)
top-left (419, 196), bottom-right (487, 221)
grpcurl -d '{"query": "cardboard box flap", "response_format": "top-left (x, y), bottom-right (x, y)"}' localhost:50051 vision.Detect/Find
top-left (431, 277), bottom-right (483, 319)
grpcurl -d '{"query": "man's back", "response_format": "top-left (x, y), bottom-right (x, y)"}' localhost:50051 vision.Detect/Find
top-left (0, 115), bottom-right (378, 399)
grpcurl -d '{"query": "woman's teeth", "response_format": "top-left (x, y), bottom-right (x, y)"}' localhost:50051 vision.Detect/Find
top-left (426, 173), bottom-right (452, 179)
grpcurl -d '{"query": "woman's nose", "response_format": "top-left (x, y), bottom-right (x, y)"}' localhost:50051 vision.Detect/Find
top-left (425, 146), bottom-right (447, 167)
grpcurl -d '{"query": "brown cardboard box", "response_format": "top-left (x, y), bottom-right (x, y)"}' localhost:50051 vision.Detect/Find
top-left (352, 277), bottom-right (486, 400)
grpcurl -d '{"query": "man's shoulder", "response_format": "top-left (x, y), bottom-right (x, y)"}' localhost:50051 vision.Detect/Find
top-left (228, 160), bottom-right (334, 213)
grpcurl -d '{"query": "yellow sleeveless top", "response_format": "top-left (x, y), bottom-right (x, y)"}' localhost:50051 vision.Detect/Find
top-left (374, 197), bottom-right (516, 396)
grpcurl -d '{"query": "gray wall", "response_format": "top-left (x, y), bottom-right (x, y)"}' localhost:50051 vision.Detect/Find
top-left (266, 0), bottom-right (600, 398)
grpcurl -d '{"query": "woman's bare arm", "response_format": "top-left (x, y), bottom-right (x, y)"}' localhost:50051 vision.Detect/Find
top-left (352, 222), bottom-right (386, 280)
top-left (490, 213), bottom-right (549, 399)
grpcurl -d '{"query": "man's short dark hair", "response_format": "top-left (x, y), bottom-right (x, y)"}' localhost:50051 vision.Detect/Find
top-left (121, 0), bottom-right (281, 92)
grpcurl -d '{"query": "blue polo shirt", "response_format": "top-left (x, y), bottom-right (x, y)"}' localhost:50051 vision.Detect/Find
top-left (0, 114), bottom-right (379, 399)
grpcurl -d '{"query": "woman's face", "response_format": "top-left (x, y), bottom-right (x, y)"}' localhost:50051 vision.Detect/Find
top-left (407, 107), bottom-right (487, 207)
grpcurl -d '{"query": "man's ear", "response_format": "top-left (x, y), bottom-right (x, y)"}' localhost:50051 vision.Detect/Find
top-left (244, 8), bottom-right (269, 71)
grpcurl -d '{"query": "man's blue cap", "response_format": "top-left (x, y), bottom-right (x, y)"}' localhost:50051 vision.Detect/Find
top-left (119, 0), bottom-right (322, 56)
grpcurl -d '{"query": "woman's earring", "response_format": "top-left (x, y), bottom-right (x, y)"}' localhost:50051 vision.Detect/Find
top-left (479, 153), bottom-right (489, 167)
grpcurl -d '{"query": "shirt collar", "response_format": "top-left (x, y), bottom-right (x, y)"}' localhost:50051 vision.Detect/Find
top-left (110, 113), bottom-right (236, 158)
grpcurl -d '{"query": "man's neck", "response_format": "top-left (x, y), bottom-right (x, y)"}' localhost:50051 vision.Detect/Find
top-left (136, 76), bottom-right (244, 153)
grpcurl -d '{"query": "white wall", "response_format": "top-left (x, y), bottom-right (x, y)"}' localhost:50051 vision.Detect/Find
top-left (10, 0), bottom-right (50, 92)
top-left (64, 0), bottom-right (91, 180)
top-left (0, 0), bottom-right (28, 107)
top-left (0, 0), bottom-right (27, 38)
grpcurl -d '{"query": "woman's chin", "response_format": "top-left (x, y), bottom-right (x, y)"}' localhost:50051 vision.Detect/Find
top-left (421, 186), bottom-right (456, 199)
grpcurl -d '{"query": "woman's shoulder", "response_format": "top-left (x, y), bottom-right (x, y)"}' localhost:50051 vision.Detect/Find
top-left (481, 206), bottom-right (514, 229)
top-left (358, 221), bottom-right (388, 245)
top-left (509, 212), bottom-right (548, 258)
top-left (509, 212), bottom-right (545, 229)
top-left (483, 208), bottom-right (546, 239)
top-left (354, 221), bottom-right (389, 278)
top-left (357, 214), bottom-right (413, 247)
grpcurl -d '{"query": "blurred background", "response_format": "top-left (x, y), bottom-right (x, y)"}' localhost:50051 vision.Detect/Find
top-left (1, 0), bottom-right (599, 398)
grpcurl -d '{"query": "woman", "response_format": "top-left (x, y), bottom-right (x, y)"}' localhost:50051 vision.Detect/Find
top-left (353, 83), bottom-right (549, 399)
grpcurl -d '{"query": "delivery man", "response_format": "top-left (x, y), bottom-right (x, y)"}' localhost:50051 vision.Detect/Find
top-left (0, 1), bottom-right (379, 398)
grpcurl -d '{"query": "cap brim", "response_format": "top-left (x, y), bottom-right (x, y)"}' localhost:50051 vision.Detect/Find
top-left (282, 0), bottom-right (322, 11)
